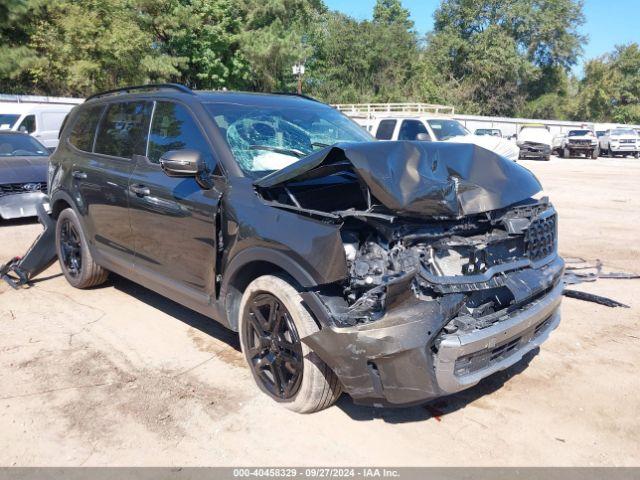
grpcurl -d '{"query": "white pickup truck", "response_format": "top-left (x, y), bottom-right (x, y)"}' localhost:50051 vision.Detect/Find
top-left (598, 128), bottom-right (639, 158)
top-left (556, 129), bottom-right (599, 159)
top-left (363, 116), bottom-right (520, 161)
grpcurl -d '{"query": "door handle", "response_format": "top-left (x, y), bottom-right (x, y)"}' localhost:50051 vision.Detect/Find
top-left (72, 170), bottom-right (87, 180)
top-left (129, 184), bottom-right (150, 196)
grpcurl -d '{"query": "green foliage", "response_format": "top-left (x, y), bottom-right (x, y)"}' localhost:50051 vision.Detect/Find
top-left (575, 43), bottom-right (640, 124)
top-left (427, 0), bottom-right (586, 117)
top-left (0, 0), bottom-right (636, 125)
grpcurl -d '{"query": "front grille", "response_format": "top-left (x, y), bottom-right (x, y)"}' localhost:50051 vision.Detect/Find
top-left (525, 214), bottom-right (557, 261)
top-left (453, 315), bottom-right (553, 376)
top-left (569, 139), bottom-right (591, 145)
top-left (619, 139), bottom-right (636, 144)
top-left (0, 182), bottom-right (47, 196)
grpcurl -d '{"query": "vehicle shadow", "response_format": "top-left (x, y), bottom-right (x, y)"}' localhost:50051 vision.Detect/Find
top-left (109, 273), bottom-right (240, 351)
top-left (0, 217), bottom-right (39, 227)
top-left (336, 348), bottom-right (539, 424)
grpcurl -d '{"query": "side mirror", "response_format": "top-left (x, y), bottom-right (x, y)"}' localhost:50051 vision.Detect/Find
top-left (416, 133), bottom-right (431, 141)
top-left (159, 149), bottom-right (204, 177)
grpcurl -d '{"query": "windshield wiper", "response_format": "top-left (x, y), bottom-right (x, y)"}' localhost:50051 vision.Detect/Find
top-left (312, 142), bottom-right (331, 148)
top-left (249, 145), bottom-right (306, 158)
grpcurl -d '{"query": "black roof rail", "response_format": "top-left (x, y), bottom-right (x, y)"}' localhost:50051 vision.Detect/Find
top-left (85, 83), bottom-right (195, 101)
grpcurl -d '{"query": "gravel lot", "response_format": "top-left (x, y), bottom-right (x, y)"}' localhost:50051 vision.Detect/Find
top-left (0, 156), bottom-right (638, 466)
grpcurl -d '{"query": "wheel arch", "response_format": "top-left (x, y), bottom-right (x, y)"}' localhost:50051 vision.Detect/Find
top-left (220, 247), bottom-right (324, 332)
top-left (50, 190), bottom-right (78, 219)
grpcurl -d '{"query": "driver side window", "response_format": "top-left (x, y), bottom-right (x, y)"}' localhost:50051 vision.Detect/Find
top-left (148, 102), bottom-right (214, 169)
top-left (18, 114), bottom-right (36, 134)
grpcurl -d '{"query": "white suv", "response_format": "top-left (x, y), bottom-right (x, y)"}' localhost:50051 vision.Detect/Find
top-left (599, 128), bottom-right (639, 158)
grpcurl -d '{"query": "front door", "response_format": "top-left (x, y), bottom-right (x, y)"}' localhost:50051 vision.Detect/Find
top-left (128, 101), bottom-right (222, 303)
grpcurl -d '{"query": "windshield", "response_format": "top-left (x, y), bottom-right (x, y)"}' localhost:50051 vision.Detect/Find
top-left (611, 128), bottom-right (636, 136)
top-left (0, 114), bottom-right (20, 130)
top-left (0, 133), bottom-right (48, 157)
top-left (206, 101), bottom-right (372, 178)
top-left (427, 119), bottom-right (469, 140)
top-left (568, 130), bottom-right (593, 136)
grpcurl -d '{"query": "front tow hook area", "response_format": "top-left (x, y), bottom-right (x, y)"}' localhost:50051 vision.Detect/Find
top-left (1, 198), bottom-right (57, 289)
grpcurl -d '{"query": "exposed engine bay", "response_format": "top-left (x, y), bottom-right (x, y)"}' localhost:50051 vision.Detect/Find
top-left (336, 199), bottom-right (559, 328)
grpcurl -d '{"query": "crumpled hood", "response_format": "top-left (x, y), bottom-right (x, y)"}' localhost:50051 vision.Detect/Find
top-left (0, 156), bottom-right (49, 184)
top-left (255, 141), bottom-right (542, 217)
top-left (446, 134), bottom-right (520, 161)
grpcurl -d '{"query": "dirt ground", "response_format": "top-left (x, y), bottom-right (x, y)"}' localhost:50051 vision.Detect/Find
top-left (0, 156), bottom-right (639, 466)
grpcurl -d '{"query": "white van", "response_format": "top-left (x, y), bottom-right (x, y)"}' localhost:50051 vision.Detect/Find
top-left (0, 96), bottom-right (83, 150)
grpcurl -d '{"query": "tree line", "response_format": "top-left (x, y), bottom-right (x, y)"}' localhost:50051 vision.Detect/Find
top-left (1, 0), bottom-right (638, 123)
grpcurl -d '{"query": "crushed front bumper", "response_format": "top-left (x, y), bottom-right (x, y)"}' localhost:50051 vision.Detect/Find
top-left (302, 258), bottom-right (564, 407)
top-left (0, 192), bottom-right (48, 220)
top-left (434, 281), bottom-right (562, 394)
top-left (519, 143), bottom-right (551, 159)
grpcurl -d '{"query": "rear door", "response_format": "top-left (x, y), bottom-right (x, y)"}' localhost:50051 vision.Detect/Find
top-left (128, 100), bottom-right (222, 302)
top-left (73, 101), bottom-right (152, 270)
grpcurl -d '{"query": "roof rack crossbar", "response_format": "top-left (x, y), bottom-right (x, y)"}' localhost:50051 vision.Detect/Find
top-left (86, 83), bottom-right (194, 101)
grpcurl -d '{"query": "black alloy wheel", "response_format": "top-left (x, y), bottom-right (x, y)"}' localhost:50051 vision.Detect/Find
top-left (243, 293), bottom-right (304, 400)
top-left (59, 218), bottom-right (82, 277)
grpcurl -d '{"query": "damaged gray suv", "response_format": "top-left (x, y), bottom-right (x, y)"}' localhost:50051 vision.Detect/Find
top-left (48, 84), bottom-right (563, 412)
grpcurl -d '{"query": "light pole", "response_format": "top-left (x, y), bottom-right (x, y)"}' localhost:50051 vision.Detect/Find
top-left (292, 61), bottom-right (305, 95)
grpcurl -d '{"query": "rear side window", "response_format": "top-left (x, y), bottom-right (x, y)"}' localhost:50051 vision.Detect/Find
top-left (375, 119), bottom-right (396, 140)
top-left (398, 120), bottom-right (429, 141)
top-left (68, 106), bottom-right (104, 152)
top-left (147, 102), bottom-right (213, 166)
top-left (94, 101), bottom-right (152, 158)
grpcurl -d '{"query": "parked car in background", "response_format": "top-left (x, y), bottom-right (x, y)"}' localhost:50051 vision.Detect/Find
top-left (598, 128), bottom-right (640, 158)
top-left (0, 102), bottom-right (77, 151)
top-left (46, 84), bottom-right (562, 412)
top-left (0, 131), bottom-right (49, 220)
top-left (517, 124), bottom-right (552, 161)
top-left (558, 129), bottom-right (599, 159)
top-left (474, 128), bottom-right (502, 137)
top-left (369, 116), bottom-right (520, 161)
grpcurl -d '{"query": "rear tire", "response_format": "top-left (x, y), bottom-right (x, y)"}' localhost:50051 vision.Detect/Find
top-left (239, 275), bottom-right (342, 413)
top-left (55, 208), bottom-right (109, 289)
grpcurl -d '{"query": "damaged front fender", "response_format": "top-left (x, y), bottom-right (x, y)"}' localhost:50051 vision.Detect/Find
top-left (301, 294), bottom-right (465, 406)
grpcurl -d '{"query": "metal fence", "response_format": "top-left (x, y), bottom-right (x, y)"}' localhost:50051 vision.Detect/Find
top-left (333, 103), bottom-right (455, 118)
top-left (0, 94), bottom-right (83, 105)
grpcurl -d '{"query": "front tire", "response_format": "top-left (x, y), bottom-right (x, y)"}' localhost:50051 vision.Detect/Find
top-left (55, 208), bottom-right (109, 288)
top-left (563, 147), bottom-right (570, 158)
top-left (239, 275), bottom-right (342, 413)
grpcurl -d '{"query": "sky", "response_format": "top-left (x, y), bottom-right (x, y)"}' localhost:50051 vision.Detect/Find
top-left (324, 0), bottom-right (640, 76)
